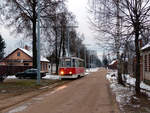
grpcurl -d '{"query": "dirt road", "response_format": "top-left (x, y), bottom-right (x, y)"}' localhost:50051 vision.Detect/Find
top-left (3, 68), bottom-right (120, 113)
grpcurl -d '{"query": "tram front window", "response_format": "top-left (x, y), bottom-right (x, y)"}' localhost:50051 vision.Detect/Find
top-left (63, 58), bottom-right (71, 67)
top-left (65, 61), bottom-right (71, 67)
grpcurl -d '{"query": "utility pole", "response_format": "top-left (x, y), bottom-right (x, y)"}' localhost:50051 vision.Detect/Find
top-left (66, 26), bottom-right (78, 57)
top-left (37, 0), bottom-right (41, 84)
top-left (84, 49), bottom-right (86, 68)
top-left (78, 48), bottom-right (80, 58)
top-left (55, 14), bottom-right (59, 75)
top-left (67, 27), bottom-right (70, 57)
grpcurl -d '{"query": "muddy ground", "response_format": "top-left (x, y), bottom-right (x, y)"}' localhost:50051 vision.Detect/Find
top-left (0, 79), bottom-right (70, 111)
top-left (2, 68), bottom-right (120, 113)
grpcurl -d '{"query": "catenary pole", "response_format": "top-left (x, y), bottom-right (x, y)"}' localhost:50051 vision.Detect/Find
top-left (67, 27), bottom-right (70, 57)
top-left (84, 49), bottom-right (86, 68)
top-left (37, 0), bottom-right (41, 84)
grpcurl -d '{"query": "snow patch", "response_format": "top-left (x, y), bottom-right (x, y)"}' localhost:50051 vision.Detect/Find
top-left (107, 71), bottom-right (150, 92)
top-left (8, 105), bottom-right (28, 113)
top-left (6, 76), bottom-right (16, 79)
top-left (106, 70), bottom-right (150, 112)
top-left (109, 60), bottom-right (117, 65)
top-left (86, 68), bottom-right (99, 73)
top-left (43, 74), bottom-right (60, 80)
top-left (141, 42), bottom-right (150, 50)
top-left (140, 81), bottom-right (150, 91)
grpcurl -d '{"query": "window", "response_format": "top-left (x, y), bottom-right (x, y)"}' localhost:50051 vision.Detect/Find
top-left (60, 59), bottom-right (65, 67)
top-left (65, 61), bottom-right (71, 67)
top-left (79, 60), bottom-right (84, 67)
top-left (145, 55), bottom-right (147, 72)
top-left (24, 63), bottom-right (29, 66)
top-left (17, 52), bottom-right (20, 56)
top-left (45, 64), bottom-right (47, 70)
top-left (149, 54), bottom-right (150, 72)
top-left (72, 59), bottom-right (76, 67)
top-left (65, 59), bottom-right (71, 67)
top-left (75, 60), bottom-right (79, 67)
top-left (44, 63), bottom-right (46, 70)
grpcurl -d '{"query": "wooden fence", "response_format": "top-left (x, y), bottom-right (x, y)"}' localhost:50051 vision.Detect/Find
top-left (0, 66), bottom-right (32, 76)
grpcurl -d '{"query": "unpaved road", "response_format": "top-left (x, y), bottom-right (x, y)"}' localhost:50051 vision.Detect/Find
top-left (2, 68), bottom-right (120, 113)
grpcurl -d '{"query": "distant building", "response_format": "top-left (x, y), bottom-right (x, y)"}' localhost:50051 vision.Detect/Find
top-left (141, 42), bottom-right (150, 81)
top-left (0, 47), bottom-right (49, 72)
top-left (108, 60), bottom-right (117, 70)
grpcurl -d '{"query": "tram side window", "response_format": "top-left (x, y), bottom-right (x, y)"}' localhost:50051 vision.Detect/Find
top-left (72, 59), bottom-right (76, 67)
top-left (60, 60), bottom-right (65, 67)
top-left (75, 60), bottom-right (79, 67)
top-left (79, 61), bottom-right (84, 67)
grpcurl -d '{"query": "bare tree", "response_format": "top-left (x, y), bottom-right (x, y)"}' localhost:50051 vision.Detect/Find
top-left (89, 0), bottom-right (150, 94)
top-left (115, 0), bottom-right (150, 94)
top-left (1, 0), bottom-right (63, 68)
top-left (89, 0), bottom-right (124, 85)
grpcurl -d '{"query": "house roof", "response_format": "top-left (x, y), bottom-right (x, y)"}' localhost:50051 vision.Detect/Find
top-left (19, 48), bottom-right (49, 62)
top-left (109, 60), bottom-right (117, 66)
top-left (5, 48), bottom-right (49, 62)
top-left (141, 42), bottom-right (150, 51)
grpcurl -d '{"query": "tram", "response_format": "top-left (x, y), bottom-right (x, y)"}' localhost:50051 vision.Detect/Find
top-left (59, 57), bottom-right (85, 79)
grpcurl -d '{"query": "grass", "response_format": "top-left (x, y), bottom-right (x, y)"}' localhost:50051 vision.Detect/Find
top-left (0, 79), bottom-right (59, 95)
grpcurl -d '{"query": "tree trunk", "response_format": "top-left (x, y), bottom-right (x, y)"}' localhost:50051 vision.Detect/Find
top-left (55, 27), bottom-right (59, 75)
top-left (51, 63), bottom-right (53, 74)
top-left (117, 52), bottom-right (124, 85)
top-left (135, 30), bottom-right (141, 95)
top-left (32, 1), bottom-right (37, 68)
top-left (116, 0), bottom-right (123, 85)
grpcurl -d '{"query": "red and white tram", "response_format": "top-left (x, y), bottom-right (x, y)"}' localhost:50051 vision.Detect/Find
top-left (59, 57), bottom-right (85, 79)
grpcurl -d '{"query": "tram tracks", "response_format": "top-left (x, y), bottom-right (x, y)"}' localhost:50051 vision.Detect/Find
top-left (0, 79), bottom-right (73, 112)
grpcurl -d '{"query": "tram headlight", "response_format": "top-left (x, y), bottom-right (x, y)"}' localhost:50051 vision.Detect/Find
top-left (60, 71), bottom-right (64, 75)
top-left (69, 71), bottom-right (72, 75)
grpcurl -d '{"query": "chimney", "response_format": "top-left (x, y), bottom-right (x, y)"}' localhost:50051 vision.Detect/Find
top-left (24, 45), bottom-right (29, 50)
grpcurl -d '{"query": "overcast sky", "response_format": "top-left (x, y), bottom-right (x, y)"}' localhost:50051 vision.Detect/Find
top-left (0, 0), bottom-right (103, 58)
top-left (67, 0), bottom-right (102, 58)
top-left (67, 0), bottom-right (97, 43)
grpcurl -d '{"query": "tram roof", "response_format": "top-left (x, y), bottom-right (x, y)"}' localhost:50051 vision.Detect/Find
top-left (60, 57), bottom-right (84, 61)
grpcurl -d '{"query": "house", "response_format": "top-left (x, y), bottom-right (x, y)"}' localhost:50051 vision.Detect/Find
top-left (0, 47), bottom-right (49, 72)
top-left (130, 55), bottom-right (143, 80)
top-left (141, 42), bottom-right (150, 81)
top-left (108, 60), bottom-right (117, 70)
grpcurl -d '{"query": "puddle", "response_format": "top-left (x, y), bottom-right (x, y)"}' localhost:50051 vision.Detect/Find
top-left (43, 85), bottom-right (68, 97)
top-left (48, 85), bottom-right (67, 95)
top-left (55, 85), bottom-right (67, 91)
top-left (39, 86), bottom-right (49, 90)
top-left (8, 105), bottom-right (28, 113)
top-left (32, 97), bottom-right (43, 101)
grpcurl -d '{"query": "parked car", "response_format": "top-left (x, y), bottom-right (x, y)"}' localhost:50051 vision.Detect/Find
top-left (0, 75), bottom-right (7, 82)
top-left (15, 68), bottom-right (46, 79)
top-left (0, 66), bottom-right (32, 82)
